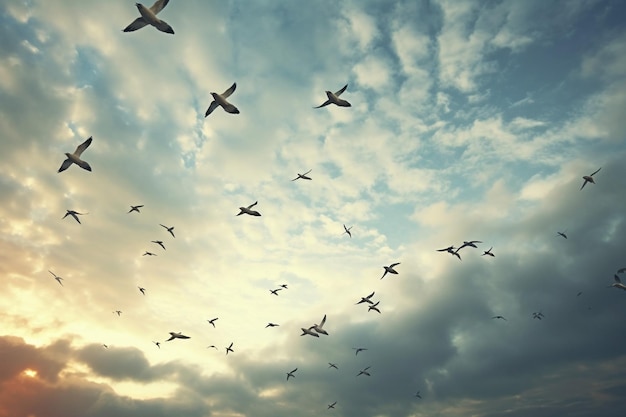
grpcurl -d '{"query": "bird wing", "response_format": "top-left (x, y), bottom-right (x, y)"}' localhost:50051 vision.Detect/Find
top-left (366, 291), bottom-right (375, 299)
top-left (247, 201), bottom-right (258, 209)
top-left (303, 169), bottom-right (312, 176)
top-left (314, 99), bottom-right (331, 108)
top-left (205, 100), bottom-right (219, 117)
top-left (58, 158), bottom-right (72, 173)
top-left (155, 20), bottom-right (174, 34)
top-left (580, 180), bottom-right (588, 190)
top-left (320, 314), bottom-right (326, 327)
top-left (123, 17), bottom-right (148, 32)
top-left (591, 167), bottom-right (601, 176)
top-left (222, 82), bottom-right (237, 99)
top-left (615, 275), bottom-right (622, 284)
top-left (74, 137), bottom-right (93, 157)
top-left (334, 84), bottom-right (348, 97)
top-left (390, 262), bottom-right (401, 268)
top-left (150, 0), bottom-right (170, 14)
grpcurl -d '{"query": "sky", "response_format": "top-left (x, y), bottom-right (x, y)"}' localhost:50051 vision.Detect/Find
top-left (1, 0), bottom-right (626, 416)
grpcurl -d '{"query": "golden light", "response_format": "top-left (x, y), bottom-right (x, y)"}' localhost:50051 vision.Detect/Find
top-left (22, 368), bottom-right (38, 378)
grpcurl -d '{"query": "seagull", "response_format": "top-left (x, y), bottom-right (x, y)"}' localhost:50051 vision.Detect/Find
top-left (286, 368), bottom-right (297, 381)
top-left (103, 344), bottom-right (109, 349)
top-left (138, 286), bottom-right (146, 295)
top-left (205, 83), bottom-right (240, 116)
top-left (311, 314), bottom-right (328, 335)
top-left (143, 251), bottom-right (157, 256)
top-left (207, 318), bottom-right (218, 327)
top-left (353, 347), bottom-right (367, 355)
top-left (357, 366), bottom-right (371, 377)
top-left (266, 323), bottom-right (279, 328)
top-left (270, 288), bottom-right (282, 296)
top-left (356, 291), bottom-right (375, 305)
top-left (301, 327), bottom-right (320, 337)
top-left (328, 363), bottom-right (338, 369)
top-left (315, 84), bottom-right (351, 108)
top-left (152, 341), bottom-right (161, 349)
top-left (49, 270), bottom-right (63, 286)
top-left (580, 167), bottom-right (601, 190)
top-left (380, 262), bottom-right (401, 279)
top-left (151, 240), bottom-right (166, 250)
top-left (532, 311), bottom-right (545, 320)
top-left (482, 247), bottom-right (495, 257)
top-left (160, 224), bottom-right (175, 238)
top-left (279, 284), bottom-right (288, 289)
top-left (327, 402), bottom-right (337, 409)
top-left (237, 201), bottom-right (261, 216)
top-left (113, 310), bottom-right (122, 316)
top-left (58, 136), bottom-right (93, 173)
top-left (617, 268), bottom-right (626, 274)
top-left (414, 391), bottom-right (422, 399)
top-left (557, 231), bottom-right (568, 239)
top-left (63, 210), bottom-right (87, 224)
top-left (437, 246), bottom-right (461, 260)
top-left (207, 345), bottom-right (218, 350)
top-left (128, 205), bottom-right (144, 213)
top-left (458, 240), bottom-right (482, 250)
top-left (368, 301), bottom-right (381, 314)
top-left (165, 332), bottom-right (190, 341)
top-left (343, 224), bottom-right (352, 238)
top-left (292, 169), bottom-right (312, 181)
top-left (225, 342), bottom-right (234, 355)
top-left (492, 315), bottom-right (507, 321)
top-left (122, 0), bottom-right (174, 34)
top-left (609, 274), bottom-right (626, 291)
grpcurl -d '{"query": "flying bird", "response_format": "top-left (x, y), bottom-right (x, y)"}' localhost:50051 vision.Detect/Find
top-left (113, 310), bottom-right (122, 316)
top-left (580, 167), bottom-right (601, 190)
top-left (328, 363), bottom-right (338, 369)
top-left (482, 247), bottom-right (495, 257)
top-left (266, 323), bottom-right (279, 328)
top-left (617, 268), bottom-right (626, 274)
top-left (458, 240), bottom-right (482, 250)
top-left (128, 205), bottom-right (144, 213)
top-left (315, 84), bottom-right (351, 108)
top-left (143, 251), bottom-right (157, 256)
top-left (327, 402), bottom-right (337, 409)
top-left (102, 344), bottom-right (109, 349)
top-left (152, 341), bottom-right (161, 348)
top-left (160, 224), bottom-right (175, 238)
top-left (63, 210), bottom-right (87, 224)
top-left (357, 366), bottom-right (371, 377)
top-left (292, 169), bottom-right (312, 181)
top-left (166, 332), bottom-right (190, 341)
top-left (532, 311), bottom-right (545, 320)
top-left (609, 274), bottom-right (626, 291)
top-left (138, 286), bottom-right (146, 295)
top-left (342, 224), bottom-right (352, 238)
top-left (58, 136), bottom-right (93, 173)
top-left (207, 318), bottom-right (218, 327)
top-left (286, 368), bottom-right (297, 381)
top-left (205, 82), bottom-right (240, 116)
top-left (270, 288), bottom-right (282, 296)
top-left (557, 231), bottom-right (568, 239)
top-left (279, 284), bottom-right (288, 289)
top-left (237, 201), bottom-right (261, 216)
top-left (225, 342), bottom-right (234, 355)
top-left (122, 0), bottom-right (174, 34)
top-left (301, 327), bottom-right (320, 337)
top-left (49, 270), bottom-right (63, 286)
top-left (380, 262), bottom-right (401, 279)
top-left (437, 246), bottom-right (461, 260)
top-left (353, 347), bottom-right (367, 355)
top-left (207, 345), bottom-right (218, 350)
top-left (311, 314), bottom-right (328, 335)
top-left (415, 391), bottom-right (422, 399)
top-left (356, 291), bottom-right (375, 305)
top-left (368, 301), bottom-right (381, 314)
top-left (492, 315), bottom-right (507, 321)
top-left (151, 240), bottom-right (166, 250)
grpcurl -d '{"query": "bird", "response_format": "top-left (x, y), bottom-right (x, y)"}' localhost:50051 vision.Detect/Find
top-left (482, 247), bottom-right (495, 257)
top-left (48, 270), bottom-right (63, 286)
top-left (207, 345), bottom-right (218, 350)
top-left (225, 342), bottom-right (234, 355)
top-left (532, 311), bottom-right (545, 320)
top-left (266, 323), bottom-right (279, 328)
top-left (368, 301), bottom-right (381, 314)
top-left (205, 82), bottom-right (240, 116)
top-left (286, 368), bottom-right (297, 381)
top-left (580, 167), bottom-right (601, 190)
top-left (63, 210), bottom-right (87, 224)
top-left (328, 363), bottom-right (338, 369)
top-left (343, 224), bottom-right (352, 238)
top-left (353, 347), bottom-right (367, 355)
top-left (160, 224), bottom-right (175, 237)
top-left (279, 284), bottom-right (288, 289)
top-left (143, 251), bottom-right (157, 256)
top-left (315, 84), bottom-right (351, 108)
top-left (128, 205), bottom-right (144, 213)
top-left (122, 0), bottom-right (174, 34)
top-left (577, 291), bottom-right (583, 297)
top-left (458, 240), bottom-right (482, 250)
top-left (327, 402), bottom-right (337, 409)
top-left (609, 275), bottom-right (626, 291)
top-left (311, 314), bottom-right (328, 335)
top-left (102, 344), bottom-right (109, 349)
top-left (414, 391), bottom-right (422, 399)
top-left (492, 315), bottom-right (506, 321)
top-left (237, 201), bottom-right (261, 216)
top-left (356, 291), bottom-right (375, 305)
top-left (138, 286), bottom-right (146, 295)
top-left (301, 327), bottom-right (320, 337)
top-left (151, 240), bottom-right (166, 250)
top-left (152, 341), bottom-right (161, 349)
top-left (437, 246), bottom-right (461, 260)
top-left (292, 169), bottom-right (312, 181)
top-left (165, 332), bottom-right (190, 341)
top-left (617, 268), bottom-right (626, 274)
top-left (113, 310), bottom-right (122, 316)
top-left (207, 318), bottom-right (218, 327)
top-left (357, 366), bottom-right (371, 377)
top-left (380, 262), bottom-right (401, 279)
top-left (270, 288), bottom-right (282, 296)
top-left (557, 231), bottom-right (568, 239)
top-left (58, 136), bottom-right (93, 173)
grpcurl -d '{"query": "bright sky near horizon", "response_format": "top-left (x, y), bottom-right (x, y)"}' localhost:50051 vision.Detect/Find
top-left (1, 0), bottom-right (626, 416)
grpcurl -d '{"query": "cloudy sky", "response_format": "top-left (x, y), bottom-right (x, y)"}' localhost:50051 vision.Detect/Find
top-left (2, 0), bottom-right (626, 416)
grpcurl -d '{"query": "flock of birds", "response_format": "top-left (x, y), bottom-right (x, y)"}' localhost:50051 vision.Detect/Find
top-left (42, 0), bottom-right (624, 411)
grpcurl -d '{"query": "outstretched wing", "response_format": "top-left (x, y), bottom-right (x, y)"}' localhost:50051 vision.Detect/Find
top-left (205, 100), bottom-right (219, 117)
top-left (302, 169), bottom-right (312, 176)
top-left (615, 275), bottom-right (622, 284)
top-left (590, 167), bottom-right (601, 176)
top-left (334, 84), bottom-right (348, 96)
top-left (74, 137), bottom-right (92, 157)
top-left (58, 158), bottom-right (72, 173)
top-left (320, 314), bottom-right (326, 327)
top-left (150, 0), bottom-right (170, 14)
top-left (390, 262), bottom-right (401, 268)
top-left (123, 17), bottom-right (148, 32)
top-left (314, 99), bottom-right (331, 109)
top-left (222, 82), bottom-right (237, 99)
top-left (247, 201), bottom-right (258, 209)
